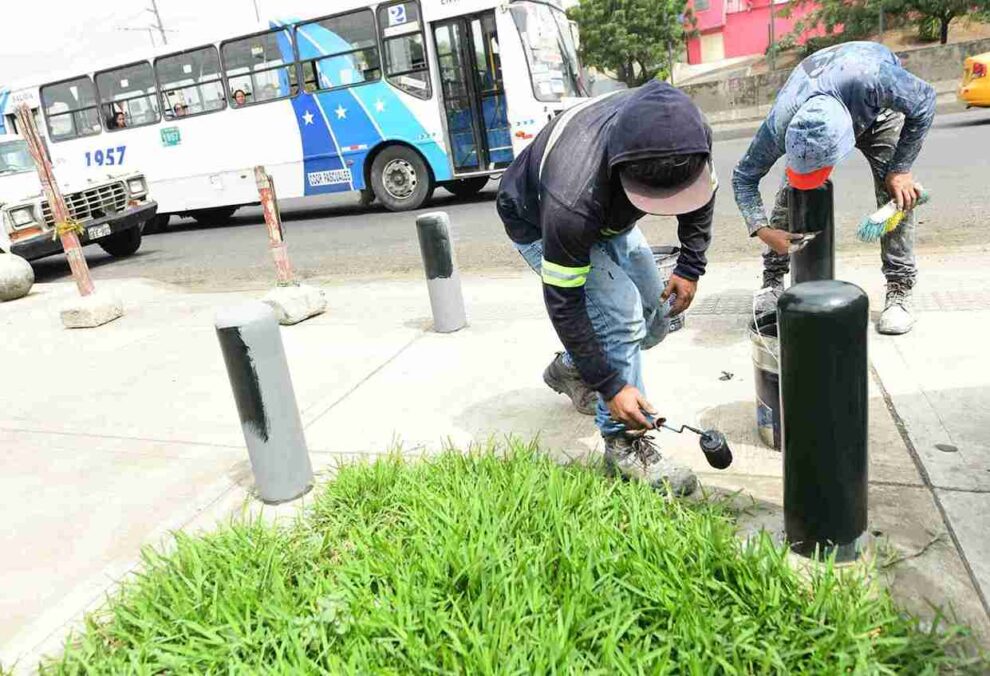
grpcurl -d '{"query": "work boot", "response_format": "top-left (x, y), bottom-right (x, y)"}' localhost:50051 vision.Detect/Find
top-left (543, 352), bottom-right (597, 415)
top-left (753, 278), bottom-right (784, 318)
top-left (877, 282), bottom-right (915, 335)
top-left (603, 432), bottom-right (698, 497)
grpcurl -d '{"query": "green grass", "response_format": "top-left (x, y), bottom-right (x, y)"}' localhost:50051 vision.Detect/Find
top-left (46, 442), bottom-right (983, 674)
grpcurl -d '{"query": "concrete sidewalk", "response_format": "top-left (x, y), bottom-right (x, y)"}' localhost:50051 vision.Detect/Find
top-left (2, 251), bottom-right (989, 670)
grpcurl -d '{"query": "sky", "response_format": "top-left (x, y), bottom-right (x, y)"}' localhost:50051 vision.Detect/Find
top-left (0, 0), bottom-right (268, 85)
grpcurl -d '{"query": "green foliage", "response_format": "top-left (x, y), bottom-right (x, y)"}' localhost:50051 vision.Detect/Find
top-left (46, 444), bottom-right (984, 673)
top-left (895, 0), bottom-right (990, 44)
top-left (568, 0), bottom-right (695, 86)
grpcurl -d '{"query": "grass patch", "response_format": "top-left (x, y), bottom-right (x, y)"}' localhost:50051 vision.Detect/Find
top-left (47, 442), bottom-right (983, 673)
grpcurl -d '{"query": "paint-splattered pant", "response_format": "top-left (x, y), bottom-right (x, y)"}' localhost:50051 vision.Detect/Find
top-left (763, 110), bottom-right (917, 290)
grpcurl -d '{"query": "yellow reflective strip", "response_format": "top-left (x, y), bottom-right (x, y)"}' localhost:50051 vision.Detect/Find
top-left (541, 258), bottom-right (590, 276)
top-left (542, 270), bottom-right (587, 288)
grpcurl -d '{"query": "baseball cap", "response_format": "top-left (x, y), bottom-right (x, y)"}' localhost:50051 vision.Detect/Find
top-left (784, 96), bottom-right (855, 190)
top-left (608, 81), bottom-right (716, 215)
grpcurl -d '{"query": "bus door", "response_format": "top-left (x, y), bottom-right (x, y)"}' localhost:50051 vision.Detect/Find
top-left (432, 11), bottom-right (512, 175)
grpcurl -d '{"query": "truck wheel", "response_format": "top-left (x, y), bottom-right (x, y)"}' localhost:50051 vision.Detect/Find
top-left (370, 145), bottom-right (434, 212)
top-left (445, 176), bottom-right (489, 198)
top-left (191, 206), bottom-right (238, 226)
top-left (99, 227), bottom-right (143, 258)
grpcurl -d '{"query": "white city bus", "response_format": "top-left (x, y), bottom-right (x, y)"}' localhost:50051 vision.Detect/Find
top-left (1, 0), bottom-right (586, 229)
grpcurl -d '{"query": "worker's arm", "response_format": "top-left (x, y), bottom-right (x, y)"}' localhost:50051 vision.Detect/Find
top-left (732, 120), bottom-right (785, 236)
top-left (878, 62), bottom-right (937, 175)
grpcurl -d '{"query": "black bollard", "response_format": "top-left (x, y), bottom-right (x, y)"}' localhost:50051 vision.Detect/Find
top-left (788, 181), bottom-right (835, 285)
top-left (779, 280), bottom-right (869, 561)
top-left (415, 212), bottom-right (467, 333)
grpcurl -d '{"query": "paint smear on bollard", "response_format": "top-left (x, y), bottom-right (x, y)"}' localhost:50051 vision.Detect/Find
top-left (216, 326), bottom-right (269, 442)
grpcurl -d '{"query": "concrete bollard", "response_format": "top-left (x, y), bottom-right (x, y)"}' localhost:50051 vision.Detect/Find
top-left (215, 302), bottom-right (313, 504)
top-left (788, 181), bottom-right (835, 285)
top-left (779, 280), bottom-right (869, 562)
top-left (0, 253), bottom-right (34, 302)
top-left (415, 212), bottom-right (466, 333)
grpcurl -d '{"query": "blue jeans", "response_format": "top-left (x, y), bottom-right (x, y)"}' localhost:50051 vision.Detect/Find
top-left (516, 227), bottom-right (673, 437)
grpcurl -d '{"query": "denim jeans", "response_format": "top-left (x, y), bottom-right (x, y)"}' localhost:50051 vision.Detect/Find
top-left (763, 110), bottom-right (917, 289)
top-left (516, 226), bottom-right (673, 437)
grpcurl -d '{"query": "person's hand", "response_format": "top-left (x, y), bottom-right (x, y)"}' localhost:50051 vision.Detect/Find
top-left (885, 172), bottom-right (921, 211)
top-left (756, 227), bottom-right (802, 256)
top-left (662, 274), bottom-right (697, 317)
top-left (607, 385), bottom-right (656, 431)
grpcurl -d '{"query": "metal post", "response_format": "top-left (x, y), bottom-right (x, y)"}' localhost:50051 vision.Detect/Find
top-left (787, 181), bottom-right (835, 285)
top-left (15, 103), bottom-right (95, 297)
top-left (215, 302), bottom-right (313, 504)
top-left (255, 166), bottom-right (294, 286)
top-left (779, 280), bottom-right (869, 562)
top-left (415, 212), bottom-right (467, 333)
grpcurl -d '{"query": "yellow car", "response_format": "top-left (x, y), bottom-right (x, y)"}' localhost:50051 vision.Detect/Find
top-left (958, 53), bottom-right (990, 108)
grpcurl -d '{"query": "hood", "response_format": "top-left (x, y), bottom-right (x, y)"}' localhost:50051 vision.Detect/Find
top-left (606, 80), bottom-right (711, 175)
top-left (785, 96), bottom-right (856, 174)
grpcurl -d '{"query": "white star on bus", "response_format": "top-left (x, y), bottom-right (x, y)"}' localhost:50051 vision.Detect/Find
top-left (375, 100), bottom-right (385, 113)
top-left (302, 110), bottom-right (314, 125)
top-left (335, 105), bottom-right (347, 119)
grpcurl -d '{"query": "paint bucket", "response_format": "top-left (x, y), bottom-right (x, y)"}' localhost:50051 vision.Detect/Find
top-left (651, 245), bottom-right (685, 332)
top-left (750, 312), bottom-right (781, 450)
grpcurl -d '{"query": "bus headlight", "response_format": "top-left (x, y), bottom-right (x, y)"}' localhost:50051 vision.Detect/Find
top-left (9, 206), bottom-right (37, 229)
top-left (127, 177), bottom-right (148, 197)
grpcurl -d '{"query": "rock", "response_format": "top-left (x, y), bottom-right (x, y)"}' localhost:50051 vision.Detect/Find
top-left (261, 284), bottom-right (326, 325)
top-left (0, 253), bottom-right (35, 302)
top-left (60, 293), bottom-right (124, 329)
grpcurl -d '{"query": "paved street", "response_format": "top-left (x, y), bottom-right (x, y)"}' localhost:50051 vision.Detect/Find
top-left (29, 108), bottom-right (990, 290)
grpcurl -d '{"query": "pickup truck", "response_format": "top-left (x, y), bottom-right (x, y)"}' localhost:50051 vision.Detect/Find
top-left (0, 133), bottom-right (157, 260)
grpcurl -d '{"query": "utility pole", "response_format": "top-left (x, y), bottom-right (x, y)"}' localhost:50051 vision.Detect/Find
top-left (148, 0), bottom-right (168, 45)
top-left (878, 0), bottom-right (885, 42)
top-left (252, 0), bottom-right (261, 22)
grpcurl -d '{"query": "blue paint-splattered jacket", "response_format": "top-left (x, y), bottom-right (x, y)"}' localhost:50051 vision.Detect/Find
top-left (732, 41), bottom-right (937, 235)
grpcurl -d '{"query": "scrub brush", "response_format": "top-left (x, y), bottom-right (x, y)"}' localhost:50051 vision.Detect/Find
top-left (856, 187), bottom-right (930, 243)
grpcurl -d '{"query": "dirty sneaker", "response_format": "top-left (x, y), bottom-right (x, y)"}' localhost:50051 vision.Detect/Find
top-left (877, 282), bottom-right (915, 335)
top-left (543, 352), bottom-right (597, 415)
top-left (603, 432), bottom-right (698, 496)
top-left (753, 279), bottom-right (784, 318)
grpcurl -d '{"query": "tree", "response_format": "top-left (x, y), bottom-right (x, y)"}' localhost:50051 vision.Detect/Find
top-left (568, 0), bottom-right (696, 87)
top-left (896, 0), bottom-right (990, 44)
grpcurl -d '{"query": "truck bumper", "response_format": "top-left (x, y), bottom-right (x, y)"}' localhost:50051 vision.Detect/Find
top-left (12, 201), bottom-right (158, 261)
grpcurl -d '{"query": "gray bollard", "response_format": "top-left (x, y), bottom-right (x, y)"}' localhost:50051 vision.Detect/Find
top-left (788, 181), bottom-right (835, 285)
top-left (779, 280), bottom-right (869, 562)
top-left (415, 212), bottom-right (467, 333)
top-left (215, 302), bottom-right (313, 503)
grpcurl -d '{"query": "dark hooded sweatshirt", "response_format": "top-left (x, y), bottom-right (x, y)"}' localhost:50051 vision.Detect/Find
top-left (496, 81), bottom-right (716, 401)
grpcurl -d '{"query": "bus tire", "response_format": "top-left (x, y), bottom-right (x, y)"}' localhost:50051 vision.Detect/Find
top-left (99, 227), bottom-right (143, 258)
top-left (445, 176), bottom-right (489, 198)
top-left (191, 206), bottom-right (238, 226)
top-left (370, 145), bottom-right (434, 212)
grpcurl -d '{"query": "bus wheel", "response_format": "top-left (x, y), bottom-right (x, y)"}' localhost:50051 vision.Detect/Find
top-left (99, 227), bottom-right (143, 258)
top-left (191, 206), bottom-right (239, 226)
top-left (445, 176), bottom-right (489, 198)
top-left (370, 145), bottom-right (434, 212)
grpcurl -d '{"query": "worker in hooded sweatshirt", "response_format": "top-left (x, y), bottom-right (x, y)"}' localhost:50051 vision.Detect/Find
top-left (496, 81), bottom-right (717, 497)
top-left (733, 41), bottom-right (936, 334)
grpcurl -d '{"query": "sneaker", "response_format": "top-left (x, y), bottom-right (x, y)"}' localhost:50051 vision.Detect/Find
top-left (877, 282), bottom-right (915, 335)
top-left (543, 353), bottom-right (597, 415)
top-left (753, 279), bottom-right (784, 317)
top-left (603, 432), bottom-right (698, 496)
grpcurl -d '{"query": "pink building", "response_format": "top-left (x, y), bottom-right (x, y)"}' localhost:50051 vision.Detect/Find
top-left (685, 0), bottom-right (830, 65)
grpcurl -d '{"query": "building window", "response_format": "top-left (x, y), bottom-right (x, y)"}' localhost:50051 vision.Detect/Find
top-left (695, 0), bottom-right (711, 11)
top-left (221, 28), bottom-right (298, 107)
top-left (296, 9), bottom-right (381, 92)
top-left (155, 45), bottom-right (227, 120)
top-left (95, 61), bottom-right (161, 131)
top-left (377, 1), bottom-right (431, 99)
top-left (41, 76), bottom-right (102, 141)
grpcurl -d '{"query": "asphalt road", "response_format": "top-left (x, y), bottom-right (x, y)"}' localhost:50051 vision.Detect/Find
top-left (31, 108), bottom-right (990, 291)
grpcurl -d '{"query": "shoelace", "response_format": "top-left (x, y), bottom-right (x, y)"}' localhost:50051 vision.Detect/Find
top-left (886, 282), bottom-right (910, 307)
top-left (630, 435), bottom-right (661, 465)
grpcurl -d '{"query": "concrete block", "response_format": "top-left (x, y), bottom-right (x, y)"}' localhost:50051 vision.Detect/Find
top-left (0, 253), bottom-right (34, 302)
top-left (60, 293), bottom-right (124, 329)
top-left (262, 284), bottom-right (326, 325)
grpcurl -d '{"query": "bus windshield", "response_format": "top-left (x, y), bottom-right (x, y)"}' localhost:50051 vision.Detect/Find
top-left (510, 1), bottom-right (585, 102)
top-left (0, 139), bottom-right (33, 176)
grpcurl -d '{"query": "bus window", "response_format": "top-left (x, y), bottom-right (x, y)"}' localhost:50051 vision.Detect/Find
top-left (377, 1), bottom-right (430, 99)
top-left (221, 27), bottom-right (297, 107)
top-left (155, 46), bottom-right (227, 120)
top-left (40, 76), bottom-right (102, 141)
top-left (296, 9), bottom-right (381, 92)
top-left (95, 61), bottom-right (161, 131)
